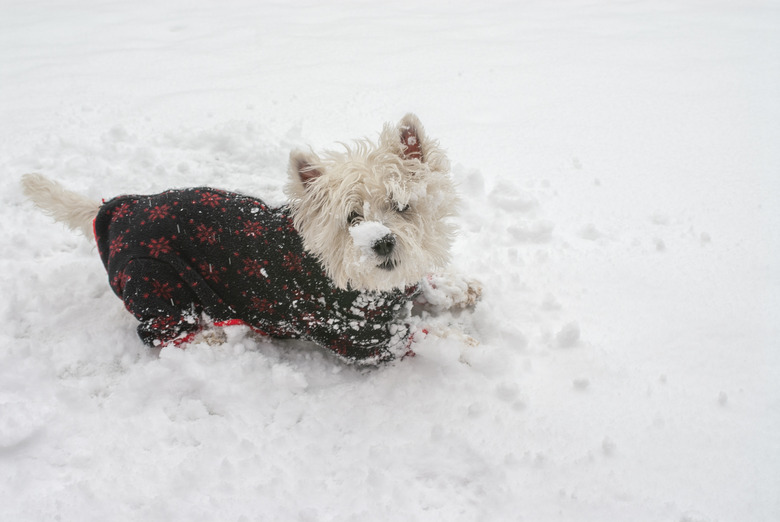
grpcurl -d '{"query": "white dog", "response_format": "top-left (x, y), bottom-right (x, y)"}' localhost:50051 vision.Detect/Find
top-left (22, 114), bottom-right (479, 363)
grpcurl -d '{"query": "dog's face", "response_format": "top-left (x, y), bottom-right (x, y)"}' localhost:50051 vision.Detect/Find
top-left (285, 114), bottom-right (458, 291)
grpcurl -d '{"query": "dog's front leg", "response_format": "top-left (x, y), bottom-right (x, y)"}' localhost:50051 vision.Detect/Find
top-left (417, 271), bottom-right (482, 312)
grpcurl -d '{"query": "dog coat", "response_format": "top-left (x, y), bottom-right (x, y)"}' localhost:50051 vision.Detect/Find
top-left (93, 187), bottom-right (419, 363)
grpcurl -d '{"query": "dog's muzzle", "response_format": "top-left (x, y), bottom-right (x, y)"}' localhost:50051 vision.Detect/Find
top-left (373, 234), bottom-right (396, 270)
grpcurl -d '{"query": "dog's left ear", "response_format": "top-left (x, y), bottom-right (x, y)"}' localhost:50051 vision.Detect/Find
top-left (398, 113), bottom-right (426, 162)
top-left (289, 150), bottom-right (323, 187)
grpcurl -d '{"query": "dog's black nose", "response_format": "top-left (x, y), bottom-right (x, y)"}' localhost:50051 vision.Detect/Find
top-left (372, 234), bottom-right (395, 257)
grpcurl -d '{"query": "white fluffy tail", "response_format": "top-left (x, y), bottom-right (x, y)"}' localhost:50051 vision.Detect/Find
top-left (21, 173), bottom-right (101, 239)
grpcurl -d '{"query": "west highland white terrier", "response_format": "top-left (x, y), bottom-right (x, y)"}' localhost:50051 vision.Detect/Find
top-left (21, 114), bottom-right (480, 363)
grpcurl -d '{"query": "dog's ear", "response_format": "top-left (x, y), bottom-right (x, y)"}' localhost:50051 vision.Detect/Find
top-left (398, 113), bottom-right (425, 162)
top-left (289, 150), bottom-right (323, 187)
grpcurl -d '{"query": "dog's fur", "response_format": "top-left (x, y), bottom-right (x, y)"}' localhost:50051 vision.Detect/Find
top-left (21, 114), bottom-right (478, 358)
top-left (287, 114), bottom-right (456, 291)
top-left (21, 172), bottom-right (101, 239)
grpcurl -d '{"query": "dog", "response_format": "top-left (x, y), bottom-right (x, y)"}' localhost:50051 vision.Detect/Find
top-left (21, 114), bottom-right (480, 364)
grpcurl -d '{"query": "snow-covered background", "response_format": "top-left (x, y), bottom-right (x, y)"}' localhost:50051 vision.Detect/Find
top-left (2, 1), bottom-right (779, 520)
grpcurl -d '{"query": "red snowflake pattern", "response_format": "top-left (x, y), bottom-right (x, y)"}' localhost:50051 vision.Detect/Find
top-left (150, 280), bottom-right (174, 300)
top-left (282, 252), bottom-right (303, 272)
top-left (242, 220), bottom-right (265, 237)
top-left (111, 269), bottom-right (131, 293)
top-left (241, 258), bottom-right (268, 279)
top-left (199, 192), bottom-right (223, 208)
top-left (194, 223), bottom-right (218, 245)
top-left (146, 237), bottom-right (174, 257)
top-left (198, 261), bottom-right (223, 283)
top-left (109, 234), bottom-right (127, 259)
top-left (110, 202), bottom-right (132, 222)
top-left (145, 203), bottom-right (171, 221)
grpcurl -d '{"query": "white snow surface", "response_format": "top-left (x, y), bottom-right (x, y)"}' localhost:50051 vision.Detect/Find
top-left (1, 1), bottom-right (779, 521)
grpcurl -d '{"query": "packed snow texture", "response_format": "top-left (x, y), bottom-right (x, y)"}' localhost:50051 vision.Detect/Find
top-left (1, 1), bottom-right (779, 521)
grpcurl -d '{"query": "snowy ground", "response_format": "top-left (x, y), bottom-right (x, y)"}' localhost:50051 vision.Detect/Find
top-left (1, 1), bottom-right (779, 520)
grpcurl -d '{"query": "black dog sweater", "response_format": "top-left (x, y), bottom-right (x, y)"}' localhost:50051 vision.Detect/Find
top-left (94, 187), bottom-right (419, 363)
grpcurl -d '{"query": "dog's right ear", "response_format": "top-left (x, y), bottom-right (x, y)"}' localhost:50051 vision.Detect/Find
top-left (289, 150), bottom-right (323, 187)
top-left (398, 113), bottom-right (425, 162)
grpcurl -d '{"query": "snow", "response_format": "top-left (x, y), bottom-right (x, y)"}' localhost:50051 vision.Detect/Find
top-left (1, 0), bottom-right (779, 520)
top-left (349, 220), bottom-right (391, 253)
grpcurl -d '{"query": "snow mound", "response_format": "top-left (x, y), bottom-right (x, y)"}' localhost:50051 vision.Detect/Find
top-left (1, 1), bottom-right (778, 521)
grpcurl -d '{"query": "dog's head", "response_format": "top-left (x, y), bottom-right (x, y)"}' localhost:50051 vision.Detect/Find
top-left (285, 114), bottom-right (458, 291)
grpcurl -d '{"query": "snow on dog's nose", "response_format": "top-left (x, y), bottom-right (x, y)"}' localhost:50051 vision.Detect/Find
top-left (349, 221), bottom-right (396, 266)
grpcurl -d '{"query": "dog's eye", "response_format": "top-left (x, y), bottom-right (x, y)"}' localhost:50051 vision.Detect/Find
top-left (397, 204), bottom-right (409, 213)
top-left (347, 211), bottom-right (362, 226)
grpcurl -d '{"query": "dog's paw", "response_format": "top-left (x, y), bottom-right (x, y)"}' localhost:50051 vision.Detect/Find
top-left (418, 323), bottom-right (480, 347)
top-left (418, 271), bottom-right (483, 311)
top-left (191, 328), bottom-right (227, 346)
top-left (463, 279), bottom-right (483, 308)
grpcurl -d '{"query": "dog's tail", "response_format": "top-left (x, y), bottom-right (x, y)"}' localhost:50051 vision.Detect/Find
top-left (20, 173), bottom-right (101, 239)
